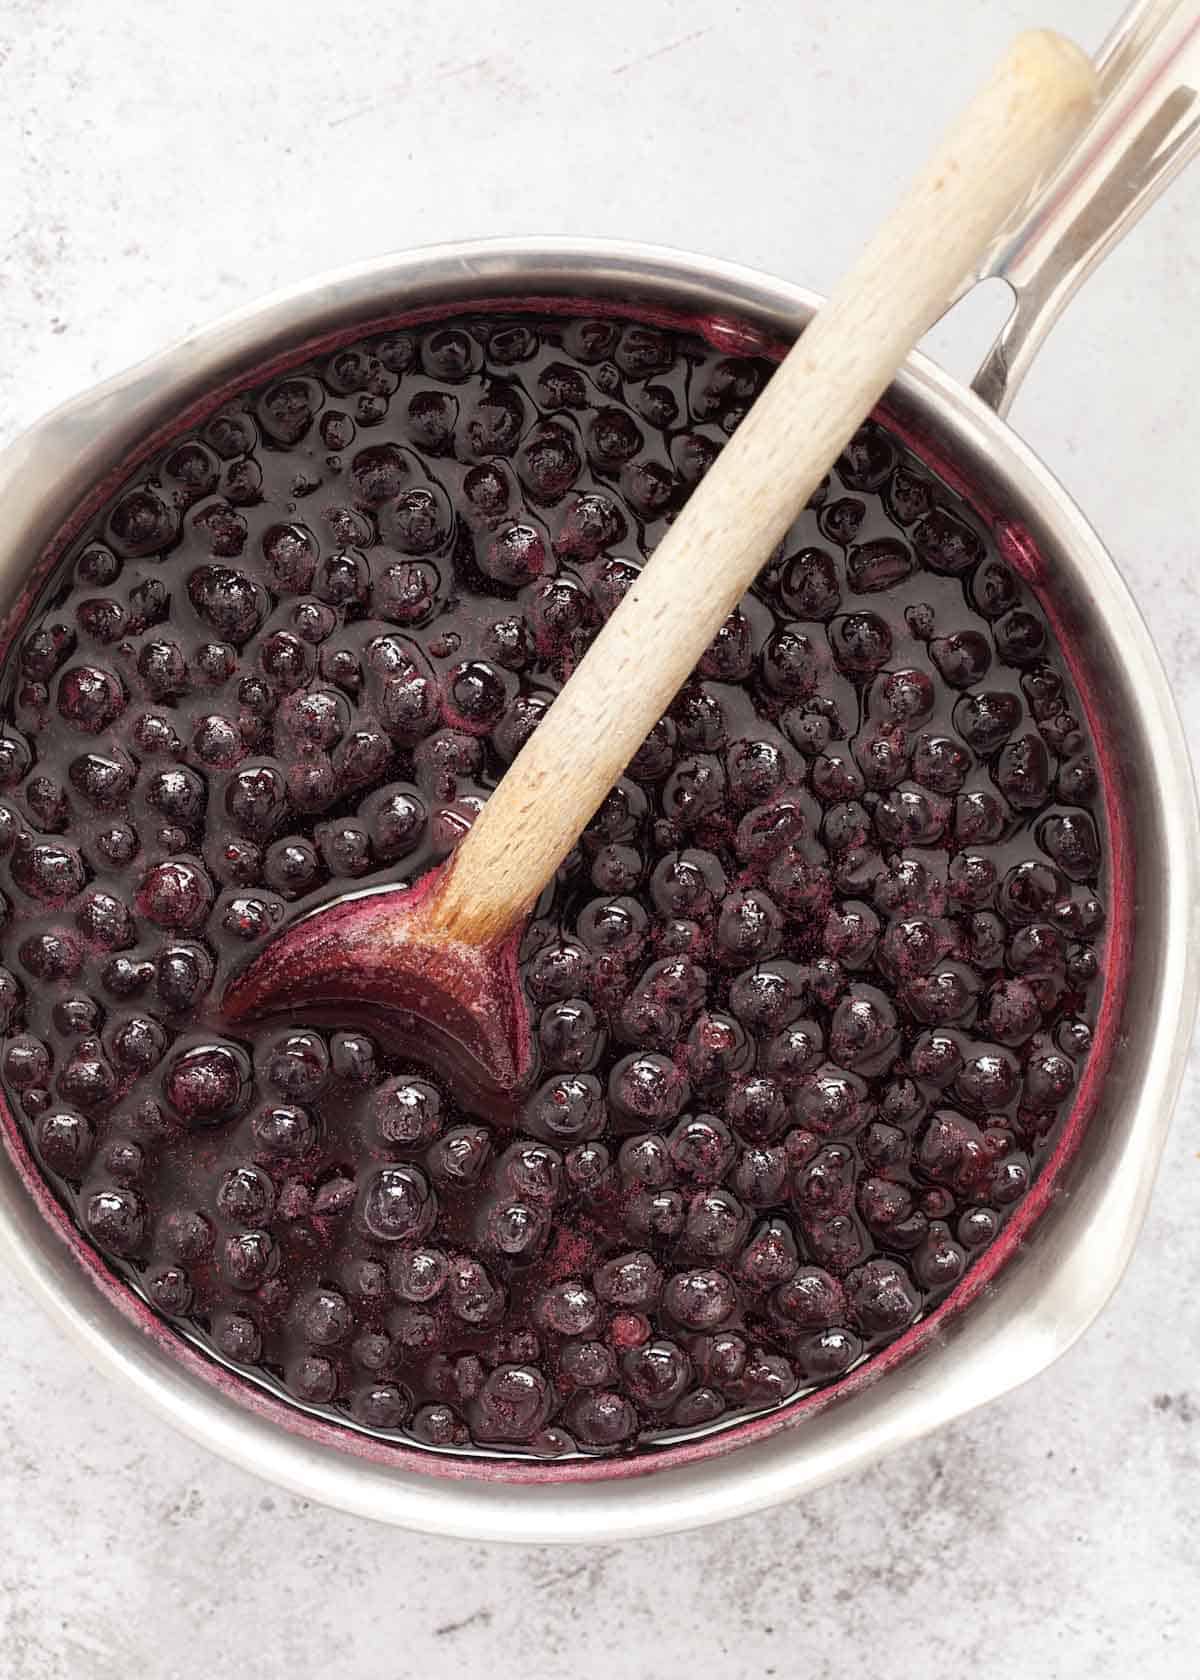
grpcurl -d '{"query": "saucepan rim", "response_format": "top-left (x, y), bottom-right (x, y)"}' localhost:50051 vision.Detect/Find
top-left (0, 237), bottom-right (1195, 1541)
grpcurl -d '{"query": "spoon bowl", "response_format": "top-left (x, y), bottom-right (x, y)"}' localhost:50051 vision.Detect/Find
top-left (224, 870), bottom-right (533, 1095)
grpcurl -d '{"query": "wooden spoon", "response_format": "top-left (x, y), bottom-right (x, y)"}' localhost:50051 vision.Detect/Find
top-left (224, 30), bottom-right (1099, 1090)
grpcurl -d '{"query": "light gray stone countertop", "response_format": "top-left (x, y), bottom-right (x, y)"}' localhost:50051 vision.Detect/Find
top-left (0, 2), bottom-right (1196, 1675)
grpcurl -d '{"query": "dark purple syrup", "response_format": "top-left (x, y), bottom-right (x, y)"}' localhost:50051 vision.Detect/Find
top-left (0, 312), bottom-right (1106, 1459)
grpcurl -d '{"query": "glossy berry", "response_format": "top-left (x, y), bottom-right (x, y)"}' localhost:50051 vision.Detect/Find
top-left (164, 1043), bottom-right (251, 1126)
top-left (370, 1077), bottom-right (444, 1148)
top-left (84, 1186), bottom-right (146, 1255)
top-left (359, 1165), bottom-right (435, 1242)
top-left (664, 1268), bottom-right (737, 1330)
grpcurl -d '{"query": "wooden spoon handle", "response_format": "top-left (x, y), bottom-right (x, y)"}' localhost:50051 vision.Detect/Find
top-left (436, 28), bottom-right (1099, 944)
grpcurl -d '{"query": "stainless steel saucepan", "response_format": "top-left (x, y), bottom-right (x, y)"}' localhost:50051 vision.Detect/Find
top-left (0, 2), bottom-right (1198, 1541)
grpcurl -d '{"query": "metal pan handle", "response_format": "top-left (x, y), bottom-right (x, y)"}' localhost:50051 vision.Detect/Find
top-left (968, 0), bottom-right (1200, 415)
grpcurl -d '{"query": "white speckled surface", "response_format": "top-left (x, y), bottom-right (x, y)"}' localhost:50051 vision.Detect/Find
top-left (1, 1), bottom-right (1197, 1674)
